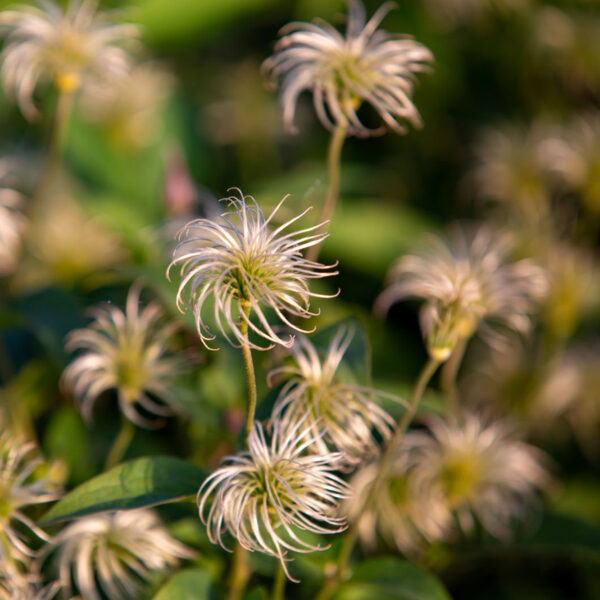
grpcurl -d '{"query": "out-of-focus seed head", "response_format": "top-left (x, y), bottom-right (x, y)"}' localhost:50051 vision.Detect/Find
top-left (263, 0), bottom-right (433, 137)
top-left (405, 413), bottom-right (550, 539)
top-left (376, 225), bottom-right (548, 358)
top-left (62, 284), bottom-right (186, 429)
top-left (0, 0), bottom-right (140, 119)
top-left (344, 449), bottom-right (450, 555)
top-left (46, 509), bottom-right (194, 600)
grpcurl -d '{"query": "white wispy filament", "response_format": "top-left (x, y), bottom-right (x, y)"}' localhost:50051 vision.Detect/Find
top-left (269, 326), bottom-right (398, 467)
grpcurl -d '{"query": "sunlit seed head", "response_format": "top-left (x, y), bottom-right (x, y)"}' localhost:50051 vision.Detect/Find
top-left (0, 434), bottom-right (59, 563)
top-left (405, 413), bottom-right (550, 540)
top-left (268, 326), bottom-right (397, 467)
top-left (263, 0), bottom-right (433, 137)
top-left (376, 225), bottom-right (548, 357)
top-left (198, 420), bottom-right (350, 580)
top-left (0, 0), bottom-right (139, 119)
top-left (45, 509), bottom-right (194, 600)
top-left (169, 188), bottom-right (338, 351)
top-left (62, 283), bottom-right (186, 429)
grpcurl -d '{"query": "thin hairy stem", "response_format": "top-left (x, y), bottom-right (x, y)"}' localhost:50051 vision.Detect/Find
top-left (316, 357), bottom-right (441, 600)
top-left (227, 542), bottom-right (250, 600)
top-left (105, 417), bottom-right (135, 471)
top-left (35, 89), bottom-right (74, 200)
top-left (239, 302), bottom-right (257, 445)
top-left (306, 123), bottom-right (347, 263)
top-left (440, 335), bottom-right (468, 414)
top-left (272, 562), bottom-right (286, 600)
top-left (225, 303), bottom-right (258, 600)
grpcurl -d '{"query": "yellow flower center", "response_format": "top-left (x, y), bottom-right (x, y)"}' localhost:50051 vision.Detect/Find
top-left (116, 353), bottom-right (145, 402)
top-left (440, 453), bottom-right (481, 504)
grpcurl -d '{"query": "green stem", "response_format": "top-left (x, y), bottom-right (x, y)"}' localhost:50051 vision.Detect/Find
top-left (317, 357), bottom-right (441, 600)
top-left (224, 304), bottom-right (258, 600)
top-left (306, 123), bottom-right (347, 263)
top-left (239, 302), bottom-right (257, 445)
top-left (105, 418), bottom-right (135, 471)
top-left (35, 89), bottom-right (74, 200)
top-left (227, 542), bottom-right (250, 600)
top-left (439, 336), bottom-right (468, 414)
top-left (272, 562), bottom-right (285, 600)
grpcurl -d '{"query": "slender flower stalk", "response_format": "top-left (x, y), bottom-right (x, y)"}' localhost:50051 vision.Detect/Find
top-left (263, 0), bottom-right (434, 137)
top-left (239, 304), bottom-right (258, 444)
top-left (316, 356), bottom-right (441, 600)
top-left (198, 420), bottom-right (350, 581)
top-left (169, 188), bottom-right (338, 350)
top-left (306, 123), bottom-right (346, 263)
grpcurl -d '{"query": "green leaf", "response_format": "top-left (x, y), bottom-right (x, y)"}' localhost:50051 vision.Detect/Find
top-left (153, 569), bottom-right (217, 600)
top-left (130, 0), bottom-right (277, 44)
top-left (514, 512), bottom-right (600, 556)
top-left (244, 588), bottom-right (268, 600)
top-left (42, 456), bottom-right (205, 525)
top-left (333, 557), bottom-right (451, 600)
top-left (326, 199), bottom-right (432, 278)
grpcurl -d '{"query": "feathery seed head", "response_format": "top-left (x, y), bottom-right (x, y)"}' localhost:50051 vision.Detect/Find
top-left (46, 509), bottom-right (194, 600)
top-left (0, 0), bottom-right (139, 119)
top-left (344, 451), bottom-right (450, 555)
top-left (0, 435), bottom-right (59, 563)
top-left (263, 0), bottom-right (434, 137)
top-left (169, 188), bottom-right (338, 351)
top-left (405, 413), bottom-right (550, 539)
top-left (198, 420), bottom-right (350, 580)
top-left (62, 284), bottom-right (185, 429)
top-left (376, 226), bottom-right (548, 358)
top-left (0, 565), bottom-right (59, 600)
top-left (472, 123), bottom-right (563, 222)
top-left (268, 327), bottom-right (397, 467)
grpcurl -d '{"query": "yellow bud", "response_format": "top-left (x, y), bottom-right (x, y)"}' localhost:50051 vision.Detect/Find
top-left (55, 71), bottom-right (81, 93)
top-left (429, 345), bottom-right (453, 362)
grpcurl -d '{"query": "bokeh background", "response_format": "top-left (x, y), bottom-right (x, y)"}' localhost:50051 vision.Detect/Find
top-left (1, 0), bottom-right (599, 598)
